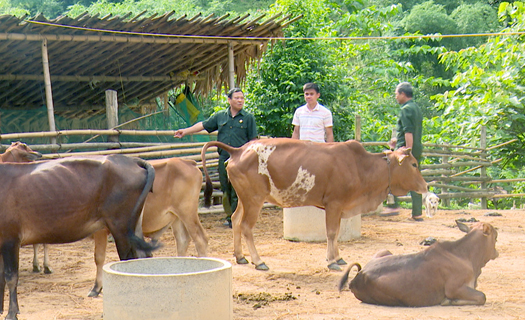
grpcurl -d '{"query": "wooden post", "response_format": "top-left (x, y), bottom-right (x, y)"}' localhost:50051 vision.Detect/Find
top-left (41, 38), bottom-right (56, 145)
top-left (228, 41), bottom-right (235, 89)
top-left (355, 114), bottom-right (361, 142)
top-left (106, 90), bottom-right (119, 143)
top-left (480, 126), bottom-right (487, 209)
top-left (441, 146), bottom-right (450, 207)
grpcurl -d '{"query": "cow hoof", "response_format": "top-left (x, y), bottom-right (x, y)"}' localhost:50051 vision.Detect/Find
top-left (255, 262), bottom-right (269, 271)
top-left (236, 257), bottom-right (249, 265)
top-left (336, 258), bottom-right (347, 265)
top-left (32, 265), bottom-right (41, 273)
top-left (44, 267), bottom-right (53, 274)
top-left (88, 287), bottom-right (102, 297)
top-left (327, 262), bottom-right (342, 271)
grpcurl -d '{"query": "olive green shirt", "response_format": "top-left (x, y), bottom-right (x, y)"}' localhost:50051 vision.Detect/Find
top-left (202, 107), bottom-right (257, 159)
top-left (395, 99), bottom-right (423, 158)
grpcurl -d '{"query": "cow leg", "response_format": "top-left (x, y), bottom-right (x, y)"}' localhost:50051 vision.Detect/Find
top-left (442, 285), bottom-right (486, 306)
top-left (171, 218), bottom-right (191, 256)
top-left (235, 200), bottom-right (268, 271)
top-left (232, 201), bottom-right (248, 264)
top-left (0, 255), bottom-right (4, 313)
top-left (32, 244), bottom-right (41, 273)
top-left (325, 207), bottom-right (344, 271)
top-left (175, 212), bottom-right (209, 257)
top-left (2, 241), bottom-right (21, 320)
top-left (42, 244), bottom-right (52, 274)
top-left (89, 229), bottom-right (109, 297)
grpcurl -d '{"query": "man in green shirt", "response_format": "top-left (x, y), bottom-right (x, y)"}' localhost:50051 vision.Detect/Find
top-left (174, 88), bottom-right (258, 227)
top-left (384, 82), bottom-right (424, 221)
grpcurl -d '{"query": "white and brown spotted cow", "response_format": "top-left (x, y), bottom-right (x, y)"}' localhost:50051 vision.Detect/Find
top-left (200, 138), bottom-right (427, 271)
top-left (339, 220), bottom-right (498, 306)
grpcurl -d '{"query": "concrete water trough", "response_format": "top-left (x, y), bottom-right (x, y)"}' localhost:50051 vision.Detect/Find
top-left (283, 206), bottom-right (361, 242)
top-left (103, 257), bottom-right (232, 320)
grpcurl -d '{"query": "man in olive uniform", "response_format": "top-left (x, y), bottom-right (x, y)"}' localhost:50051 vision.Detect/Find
top-left (174, 88), bottom-right (258, 227)
top-left (384, 82), bottom-right (424, 221)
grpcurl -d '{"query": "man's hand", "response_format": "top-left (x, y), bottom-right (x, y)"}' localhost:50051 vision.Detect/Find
top-left (174, 129), bottom-right (186, 138)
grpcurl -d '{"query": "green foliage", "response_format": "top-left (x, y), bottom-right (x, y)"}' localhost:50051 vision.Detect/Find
top-left (66, 0), bottom-right (199, 18)
top-left (431, 2), bottom-right (525, 170)
top-left (245, 0), bottom-right (348, 139)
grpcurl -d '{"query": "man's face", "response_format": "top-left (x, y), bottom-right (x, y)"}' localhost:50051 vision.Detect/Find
top-left (395, 89), bottom-right (407, 104)
top-left (304, 89), bottom-right (320, 105)
top-left (228, 91), bottom-right (245, 111)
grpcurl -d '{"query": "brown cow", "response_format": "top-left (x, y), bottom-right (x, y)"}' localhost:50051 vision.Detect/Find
top-left (0, 142), bottom-right (50, 274)
top-left (200, 138), bottom-right (427, 271)
top-left (0, 155), bottom-right (156, 320)
top-left (0, 141), bottom-right (42, 163)
top-left (338, 221), bottom-right (499, 307)
top-left (87, 157), bottom-right (209, 297)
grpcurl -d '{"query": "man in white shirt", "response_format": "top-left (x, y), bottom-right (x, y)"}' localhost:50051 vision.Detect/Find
top-left (292, 83), bottom-right (334, 142)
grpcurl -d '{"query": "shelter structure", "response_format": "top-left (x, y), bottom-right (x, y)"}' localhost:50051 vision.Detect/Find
top-left (0, 11), bottom-right (298, 131)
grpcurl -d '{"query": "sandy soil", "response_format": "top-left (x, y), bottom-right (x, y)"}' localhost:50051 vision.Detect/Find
top-left (7, 208), bottom-right (525, 320)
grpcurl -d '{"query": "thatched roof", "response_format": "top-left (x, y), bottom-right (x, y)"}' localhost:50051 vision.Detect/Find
top-left (0, 12), bottom-right (297, 117)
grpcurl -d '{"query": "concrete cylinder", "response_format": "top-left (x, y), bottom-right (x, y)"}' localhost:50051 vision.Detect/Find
top-left (103, 257), bottom-right (232, 320)
top-left (283, 206), bottom-right (361, 242)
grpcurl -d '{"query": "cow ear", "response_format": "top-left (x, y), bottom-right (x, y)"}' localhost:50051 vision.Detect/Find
top-left (482, 223), bottom-right (492, 236)
top-left (398, 153), bottom-right (408, 165)
top-left (456, 220), bottom-right (471, 233)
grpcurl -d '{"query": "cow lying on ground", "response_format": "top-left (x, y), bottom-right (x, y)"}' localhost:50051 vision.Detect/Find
top-left (338, 220), bottom-right (498, 307)
top-left (0, 142), bottom-right (50, 274)
top-left (0, 155), bottom-right (156, 320)
top-left (200, 138), bottom-right (427, 271)
top-left (87, 157), bottom-right (209, 297)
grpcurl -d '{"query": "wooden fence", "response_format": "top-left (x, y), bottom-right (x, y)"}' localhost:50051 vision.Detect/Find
top-left (2, 124), bottom-right (522, 209)
top-left (355, 116), bottom-right (523, 209)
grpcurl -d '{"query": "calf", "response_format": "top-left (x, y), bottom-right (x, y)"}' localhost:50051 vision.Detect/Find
top-left (423, 192), bottom-right (440, 218)
top-left (201, 138), bottom-right (427, 271)
top-left (0, 155), bottom-right (156, 320)
top-left (88, 157), bottom-right (209, 297)
top-left (338, 221), bottom-right (498, 307)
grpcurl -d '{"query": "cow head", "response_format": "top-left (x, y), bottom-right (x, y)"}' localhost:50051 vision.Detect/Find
top-left (457, 220), bottom-right (499, 262)
top-left (2, 141), bottom-right (42, 162)
top-left (387, 147), bottom-right (427, 196)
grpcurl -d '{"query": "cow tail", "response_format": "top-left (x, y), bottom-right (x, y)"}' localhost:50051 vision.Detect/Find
top-left (338, 263), bottom-right (362, 292)
top-left (201, 141), bottom-right (237, 208)
top-left (129, 158), bottom-right (159, 254)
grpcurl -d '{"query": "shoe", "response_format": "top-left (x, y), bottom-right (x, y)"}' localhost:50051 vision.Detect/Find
top-left (408, 216), bottom-right (424, 222)
top-left (223, 220), bottom-right (232, 228)
top-left (379, 207), bottom-right (400, 217)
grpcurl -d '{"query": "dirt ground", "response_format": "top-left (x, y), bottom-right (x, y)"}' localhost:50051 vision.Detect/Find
top-left (7, 207), bottom-right (525, 320)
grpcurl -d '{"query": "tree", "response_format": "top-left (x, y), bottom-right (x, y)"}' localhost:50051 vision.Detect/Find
top-left (431, 2), bottom-right (525, 168)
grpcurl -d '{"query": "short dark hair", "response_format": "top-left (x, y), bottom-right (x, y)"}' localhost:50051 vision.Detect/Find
top-left (227, 88), bottom-right (243, 98)
top-left (396, 82), bottom-right (413, 98)
top-left (303, 83), bottom-right (319, 93)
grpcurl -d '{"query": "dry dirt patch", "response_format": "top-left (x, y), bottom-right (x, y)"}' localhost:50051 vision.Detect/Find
top-left (10, 208), bottom-right (525, 320)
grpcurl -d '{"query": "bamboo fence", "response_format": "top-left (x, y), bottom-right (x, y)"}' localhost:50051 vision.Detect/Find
top-left (1, 125), bottom-right (521, 209)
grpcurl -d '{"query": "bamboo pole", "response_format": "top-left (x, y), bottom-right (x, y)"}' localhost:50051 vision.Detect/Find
top-left (228, 41), bottom-right (235, 89)
top-left (0, 129), bottom-right (216, 140)
top-left (2, 142), bottom-right (209, 152)
top-left (42, 147), bottom-right (218, 159)
top-left (41, 38), bottom-right (56, 145)
top-left (0, 32), bottom-right (269, 45)
top-left (0, 73), bottom-right (203, 82)
top-left (421, 161), bottom-right (491, 169)
top-left (451, 158), bottom-right (502, 177)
